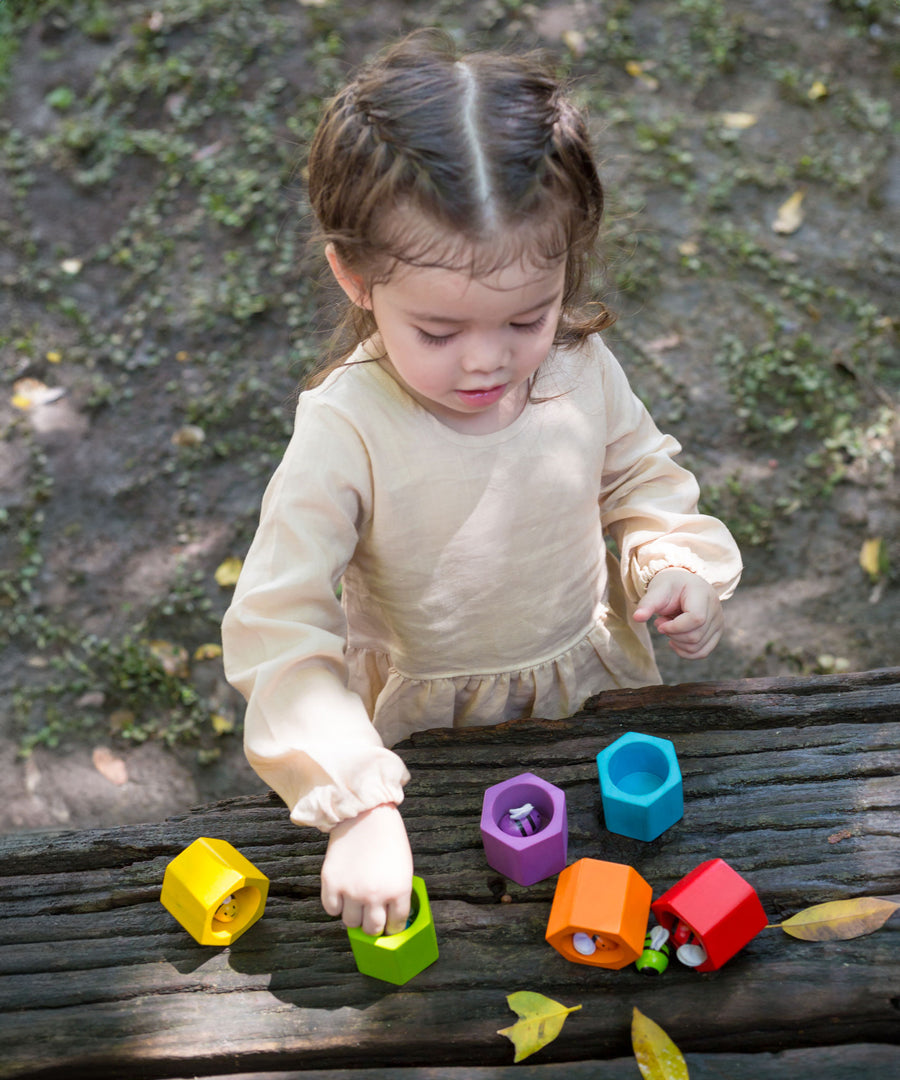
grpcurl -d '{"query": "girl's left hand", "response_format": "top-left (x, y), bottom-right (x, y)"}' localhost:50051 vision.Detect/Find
top-left (633, 568), bottom-right (724, 659)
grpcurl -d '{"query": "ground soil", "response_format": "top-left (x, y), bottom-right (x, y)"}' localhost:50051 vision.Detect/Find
top-left (0, 0), bottom-right (897, 835)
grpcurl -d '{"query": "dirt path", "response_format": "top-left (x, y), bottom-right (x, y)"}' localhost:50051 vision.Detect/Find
top-left (1, 0), bottom-right (897, 832)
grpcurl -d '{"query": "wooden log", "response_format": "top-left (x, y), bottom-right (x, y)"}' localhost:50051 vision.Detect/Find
top-left (0, 670), bottom-right (898, 1080)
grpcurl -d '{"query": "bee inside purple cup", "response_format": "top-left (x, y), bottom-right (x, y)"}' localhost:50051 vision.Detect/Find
top-left (499, 802), bottom-right (544, 837)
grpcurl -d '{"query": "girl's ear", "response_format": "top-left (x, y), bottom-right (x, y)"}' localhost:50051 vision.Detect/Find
top-left (325, 244), bottom-right (372, 310)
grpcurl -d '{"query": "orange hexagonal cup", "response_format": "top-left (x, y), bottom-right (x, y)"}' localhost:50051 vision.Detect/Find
top-left (546, 858), bottom-right (651, 969)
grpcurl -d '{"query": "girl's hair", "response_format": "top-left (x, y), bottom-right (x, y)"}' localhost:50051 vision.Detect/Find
top-left (305, 29), bottom-right (613, 385)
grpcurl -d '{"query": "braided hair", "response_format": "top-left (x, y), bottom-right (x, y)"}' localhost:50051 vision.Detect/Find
top-left (306, 29), bottom-right (613, 379)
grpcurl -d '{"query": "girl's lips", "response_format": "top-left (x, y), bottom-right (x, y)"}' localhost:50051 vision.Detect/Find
top-left (456, 383), bottom-right (507, 407)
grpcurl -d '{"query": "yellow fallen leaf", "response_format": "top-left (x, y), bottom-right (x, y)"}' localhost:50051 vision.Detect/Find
top-left (92, 746), bottom-right (128, 786)
top-left (215, 556), bottom-right (243, 587)
top-left (211, 713), bottom-right (235, 735)
top-left (772, 189), bottom-right (806, 235)
top-left (632, 1008), bottom-right (689, 1080)
top-left (562, 30), bottom-right (586, 58)
top-left (772, 897), bottom-right (899, 941)
top-left (497, 991), bottom-right (581, 1063)
top-left (808, 79), bottom-right (828, 100)
top-left (859, 537), bottom-right (884, 581)
top-left (46, 351), bottom-right (62, 363)
top-left (720, 111), bottom-right (757, 129)
top-left (194, 642), bottom-right (223, 661)
top-left (625, 60), bottom-right (659, 91)
top-left (11, 378), bottom-right (66, 410)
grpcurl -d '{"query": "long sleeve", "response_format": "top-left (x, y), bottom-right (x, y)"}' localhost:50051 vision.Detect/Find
top-left (221, 393), bottom-right (410, 832)
top-left (595, 345), bottom-right (742, 604)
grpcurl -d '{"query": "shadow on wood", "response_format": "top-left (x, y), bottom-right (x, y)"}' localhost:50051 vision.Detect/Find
top-left (0, 669), bottom-right (897, 1078)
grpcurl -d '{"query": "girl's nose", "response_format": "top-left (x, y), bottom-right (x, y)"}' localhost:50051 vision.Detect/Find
top-left (461, 337), bottom-right (504, 373)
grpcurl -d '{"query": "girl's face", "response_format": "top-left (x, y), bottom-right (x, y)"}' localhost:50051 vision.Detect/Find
top-left (328, 241), bottom-right (566, 434)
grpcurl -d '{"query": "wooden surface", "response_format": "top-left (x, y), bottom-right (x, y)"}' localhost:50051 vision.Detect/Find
top-left (1, 668), bottom-right (898, 1079)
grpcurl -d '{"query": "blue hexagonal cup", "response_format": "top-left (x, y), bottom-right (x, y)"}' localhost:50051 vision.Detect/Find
top-left (596, 732), bottom-right (683, 841)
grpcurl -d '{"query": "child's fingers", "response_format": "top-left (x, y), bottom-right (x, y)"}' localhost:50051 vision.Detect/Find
top-left (385, 893), bottom-right (412, 936)
top-left (321, 880), bottom-right (344, 919)
top-left (359, 902), bottom-right (388, 938)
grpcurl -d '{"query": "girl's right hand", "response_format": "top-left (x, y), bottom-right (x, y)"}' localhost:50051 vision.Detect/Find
top-left (320, 802), bottom-right (414, 936)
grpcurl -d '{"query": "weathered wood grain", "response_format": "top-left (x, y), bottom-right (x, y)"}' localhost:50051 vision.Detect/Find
top-left (0, 670), bottom-right (897, 1079)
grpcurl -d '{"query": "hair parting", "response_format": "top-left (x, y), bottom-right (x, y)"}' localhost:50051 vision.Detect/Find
top-left (304, 28), bottom-right (614, 387)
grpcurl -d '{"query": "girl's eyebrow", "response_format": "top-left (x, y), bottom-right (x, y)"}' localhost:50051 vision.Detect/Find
top-left (405, 291), bottom-right (562, 325)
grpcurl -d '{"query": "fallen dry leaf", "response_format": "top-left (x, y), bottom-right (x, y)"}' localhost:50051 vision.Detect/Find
top-left (625, 60), bottom-right (659, 91)
top-left (828, 829), bottom-right (854, 844)
top-left (211, 713), bottom-right (235, 735)
top-left (171, 424), bottom-right (206, 447)
top-left (194, 643), bottom-right (223, 661)
top-left (92, 746), bottom-right (128, 786)
top-left (859, 537), bottom-right (885, 581)
top-left (497, 991), bottom-right (581, 1063)
top-left (772, 189), bottom-right (806, 235)
top-left (562, 30), bottom-right (587, 58)
top-left (147, 640), bottom-right (190, 678)
top-left (215, 556), bottom-right (243, 587)
top-left (632, 1008), bottom-right (689, 1080)
top-left (108, 708), bottom-right (136, 733)
top-left (646, 333), bottom-right (683, 353)
top-left (772, 897), bottom-right (899, 941)
top-left (720, 111), bottom-right (757, 129)
top-left (11, 378), bottom-right (66, 410)
top-left (808, 79), bottom-right (828, 100)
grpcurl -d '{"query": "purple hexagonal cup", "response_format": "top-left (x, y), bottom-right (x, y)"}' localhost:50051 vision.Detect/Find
top-left (480, 772), bottom-right (568, 886)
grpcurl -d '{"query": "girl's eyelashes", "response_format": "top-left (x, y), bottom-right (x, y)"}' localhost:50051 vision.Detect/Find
top-left (414, 313), bottom-right (549, 346)
top-left (510, 313), bottom-right (548, 334)
top-left (415, 327), bottom-right (458, 346)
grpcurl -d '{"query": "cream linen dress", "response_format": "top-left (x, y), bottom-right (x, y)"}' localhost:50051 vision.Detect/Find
top-left (222, 335), bottom-right (742, 832)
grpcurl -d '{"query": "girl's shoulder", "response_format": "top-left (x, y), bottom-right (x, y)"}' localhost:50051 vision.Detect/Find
top-left (539, 333), bottom-right (629, 402)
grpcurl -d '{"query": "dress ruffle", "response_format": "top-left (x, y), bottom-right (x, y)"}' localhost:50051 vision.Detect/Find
top-left (348, 607), bottom-right (662, 750)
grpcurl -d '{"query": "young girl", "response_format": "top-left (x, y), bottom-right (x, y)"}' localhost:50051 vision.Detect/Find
top-left (222, 30), bottom-right (741, 940)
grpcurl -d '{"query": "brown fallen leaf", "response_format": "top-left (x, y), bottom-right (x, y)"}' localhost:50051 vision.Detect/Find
top-left (771, 897), bottom-right (899, 941)
top-left (171, 424), bottom-right (206, 447)
top-left (828, 829), bottom-right (854, 844)
top-left (92, 746), bottom-right (128, 786)
top-left (147, 640), bottom-right (190, 678)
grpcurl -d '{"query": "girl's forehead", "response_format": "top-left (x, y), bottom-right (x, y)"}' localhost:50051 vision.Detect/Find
top-left (389, 255), bottom-right (565, 298)
top-left (376, 206), bottom-right (569, 282)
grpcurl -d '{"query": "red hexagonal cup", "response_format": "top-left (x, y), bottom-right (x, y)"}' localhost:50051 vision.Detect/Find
top-left (651, 858), bottom-right (768, 971)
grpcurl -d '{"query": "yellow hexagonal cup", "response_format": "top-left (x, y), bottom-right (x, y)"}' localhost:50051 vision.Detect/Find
top-left (160, 837), bottom-right (269, 945)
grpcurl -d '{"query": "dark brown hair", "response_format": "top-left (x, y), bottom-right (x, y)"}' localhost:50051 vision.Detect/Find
top-left (305, 29), bottom-right (613, 385)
